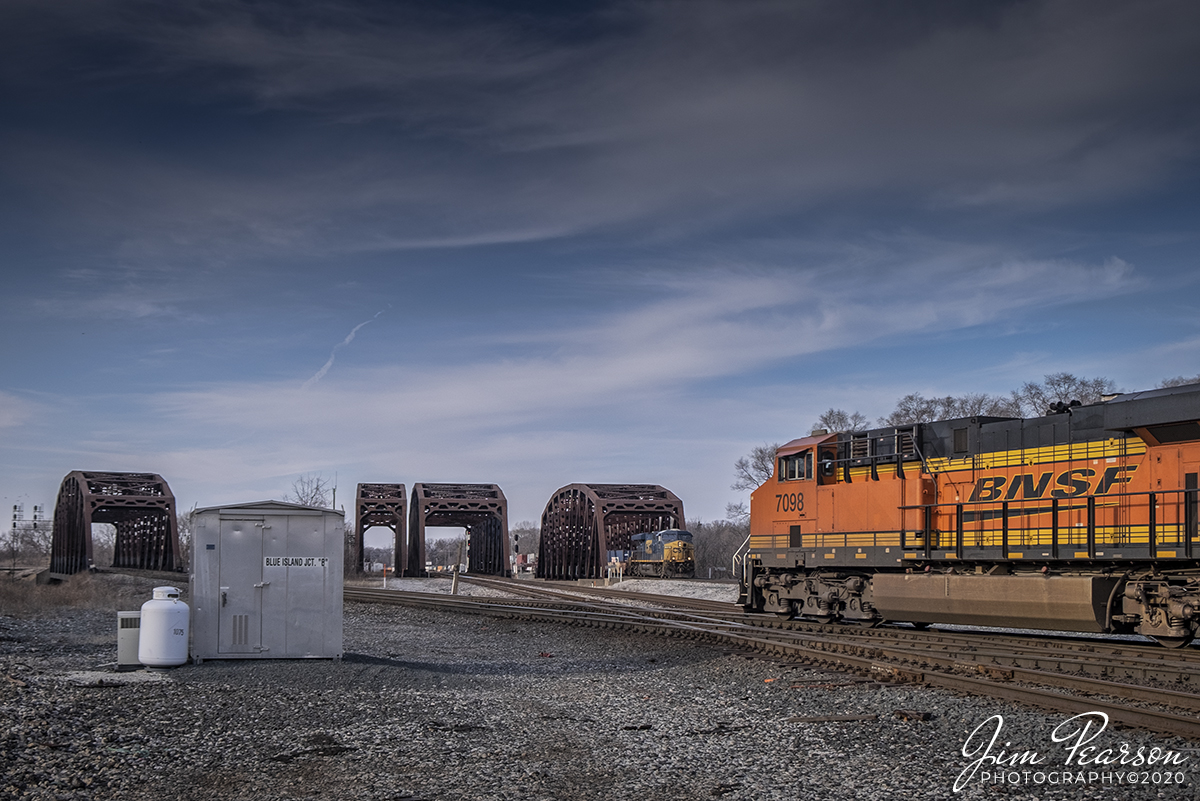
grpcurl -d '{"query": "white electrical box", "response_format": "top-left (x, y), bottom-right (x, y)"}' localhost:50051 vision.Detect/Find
top-left (189, 500), bottom-right (344, 662)
top-left (117, 611), bottom-right (141, 671)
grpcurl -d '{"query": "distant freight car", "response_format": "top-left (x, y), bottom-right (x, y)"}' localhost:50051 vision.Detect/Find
top-left (629, 529), bottom-right (696, 578)
top-left (740, 382), bottom-right (1200, 647)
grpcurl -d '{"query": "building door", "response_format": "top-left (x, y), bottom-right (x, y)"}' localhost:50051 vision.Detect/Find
top-left (218, 517), bottom-right (263, 654)
top-left (259, 511), bottom-right (330, 657)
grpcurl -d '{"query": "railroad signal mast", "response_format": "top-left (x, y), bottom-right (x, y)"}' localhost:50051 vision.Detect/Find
top-left (7, 502), bottom-right (46, 570)
top-left (8, 504), bottom-right (21, 571)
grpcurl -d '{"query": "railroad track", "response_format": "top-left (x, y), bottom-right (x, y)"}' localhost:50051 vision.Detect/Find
top-left (452, 574), bottom-right (738, 612)
top-left (344, 583), bottom-right (1200, 741)
top-left (441, 575), bottom-right (1200, 684)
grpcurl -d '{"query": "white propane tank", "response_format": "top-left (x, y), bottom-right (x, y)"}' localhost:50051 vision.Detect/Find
top-left (138, 586), bottom-right (190, 668)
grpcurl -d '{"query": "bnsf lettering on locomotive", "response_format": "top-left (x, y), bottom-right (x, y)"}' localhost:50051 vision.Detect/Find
top-left (775, 493), bottom-right (804, 513)
top-left (1005, 473), bottom-right (1053, 500)
top-left (969, 465), bottom-right (1138, 503)
top-left (971, 476), bottom-right (1007, 502)
top-left (1052, 468), bottom-right (1094, 498)
top-left (1096, 465), bottom-right (1137, 494)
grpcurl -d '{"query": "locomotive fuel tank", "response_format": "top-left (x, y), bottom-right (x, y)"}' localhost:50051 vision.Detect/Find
top-left (870, 573), bottom-right (1121, 632)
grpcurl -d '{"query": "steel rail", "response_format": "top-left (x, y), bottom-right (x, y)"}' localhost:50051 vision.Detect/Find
top-left (761, 616), bottom-right (1200, 668)
top-left (355, 582), bottom-right (1200, 694)
top-left (368, 579), bottom-right (1200, 689)
top-left (462, 578), bottom-right (1200, 691)
top-left (456, 576), bottom-right (1200, 679)
top-left (730, 619), bottom-right (1200, 688)
top-left (345, 586), bottom-right (1200, 740)
top-left (452, 574), bottom-right (737, 612)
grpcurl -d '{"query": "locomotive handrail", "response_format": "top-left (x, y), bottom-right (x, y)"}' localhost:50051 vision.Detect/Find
top-left (816, 425), bottom-right (945, 485)
top-left (900, 486), bottom-right (1197, 561)
top-left (731, 533), bottom-right (750, 583)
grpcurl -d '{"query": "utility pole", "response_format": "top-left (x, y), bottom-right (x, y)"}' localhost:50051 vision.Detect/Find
top-left (451, 537), bottom-right (465, 595)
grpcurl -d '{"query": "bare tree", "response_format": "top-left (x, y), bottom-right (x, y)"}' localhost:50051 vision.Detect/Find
top-left (952, 392), bottom-right (1021, 417)
top-left (343, 522), bottom-right (357, 578)
top-left (813, 408), bottom-right (868, 433)
top-left (1159, 375), bottom-right (1200, 388)
top-left (362, 546), bottom-right (393, 569)
top-left (878, 393), bottom-right (951, 426)
top-left (731, 443), bottom-right (781, 491)
top-left (91, 523), bottom-right (116, 567)
top-left (426, 535), bottom-right (466, 569)
top-left (880, 391), bottom-right (1020, 426)
top-left (1013, 373), bottom-right (1117, 416)
top-left (690, 517), bottom-right (750, 578)
top-left (284, 473), bottom-right (331, 508)
top-left (724, 501), bottom-right (749, 523)
top-left (176, 505), bottom-right (198, 570)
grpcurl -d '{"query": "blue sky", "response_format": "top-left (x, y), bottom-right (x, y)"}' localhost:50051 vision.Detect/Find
top-left (2, 0), bottom-right (1199, 532)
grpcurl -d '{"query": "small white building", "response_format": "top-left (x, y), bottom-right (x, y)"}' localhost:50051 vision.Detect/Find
top-left (190, 500), bottom-right (344, 662)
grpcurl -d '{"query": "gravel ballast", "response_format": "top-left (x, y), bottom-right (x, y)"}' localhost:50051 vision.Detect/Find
top-left (2, 574), bottom-right (1198, 800)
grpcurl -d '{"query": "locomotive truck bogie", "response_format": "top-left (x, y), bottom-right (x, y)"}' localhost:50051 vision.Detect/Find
top-left (1121, 579), bottom-right (1200, 646)
top-left (750, 564), bottom-right (876, 622)
top-left (741, 383), bottom-right (1200, 646)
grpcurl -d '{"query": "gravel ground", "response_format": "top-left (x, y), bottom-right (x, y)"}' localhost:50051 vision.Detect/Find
top-left (601, 579), bottom-right (739, 603)
top-left (345, 577), bottom-right (522, 598)
top-left (3, 573), bottom-right (1199, 801)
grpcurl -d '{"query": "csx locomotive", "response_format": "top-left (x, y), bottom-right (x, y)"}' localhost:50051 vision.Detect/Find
top-left (740, 382), bottom-right (1200, 647)
top-left (628, 529), bottom-right (696, 578)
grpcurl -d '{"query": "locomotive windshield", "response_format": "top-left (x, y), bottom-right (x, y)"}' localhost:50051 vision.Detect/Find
top-left (634, 529), bottom-right (692, 543)
top-left (778, 450), bottom-right (813, 480)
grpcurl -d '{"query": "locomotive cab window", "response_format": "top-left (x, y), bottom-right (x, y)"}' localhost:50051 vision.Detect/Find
top-left (779, 450), bottom-right (813, 481)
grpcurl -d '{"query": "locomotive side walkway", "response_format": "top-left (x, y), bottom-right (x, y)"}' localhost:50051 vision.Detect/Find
top-left (2, 572), bottom-right (1197, 801)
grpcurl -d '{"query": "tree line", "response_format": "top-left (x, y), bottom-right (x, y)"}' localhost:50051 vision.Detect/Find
top-left (820, 372), bottom-right (1198, 433)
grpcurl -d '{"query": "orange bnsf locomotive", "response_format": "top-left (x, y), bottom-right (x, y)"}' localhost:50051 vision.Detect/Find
top-left (740, 383), bottom-right (1200, 647)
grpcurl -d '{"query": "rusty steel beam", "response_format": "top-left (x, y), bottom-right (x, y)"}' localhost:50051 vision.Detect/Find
top-left (355, 483), bottom-right (407, 575)
top-left (50, 471), bottom-right (179, 575)
top-left (537, 484), bottom-right (684, 581)
top-left (408, 483), bottom-right (508, 577)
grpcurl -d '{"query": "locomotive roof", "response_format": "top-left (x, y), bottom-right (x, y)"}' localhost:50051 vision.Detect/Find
top-left (791, 381), bottom-right (1200, 462)
top-left (777, 432), bottom-right (837, 456)
top-left (631, 529), bottom-right (693, 541)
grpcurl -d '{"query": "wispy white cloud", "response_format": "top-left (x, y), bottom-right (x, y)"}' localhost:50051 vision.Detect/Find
top-left (303, 308), bottom-right (386, 388)
top-left (0, 392), bottom-right (37, 429)
top-left (144, 252), bottom-right (1134, 441)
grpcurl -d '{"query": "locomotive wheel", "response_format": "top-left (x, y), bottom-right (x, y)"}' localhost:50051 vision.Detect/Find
top-left (1153, 635), bottom-right (1193, 649)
